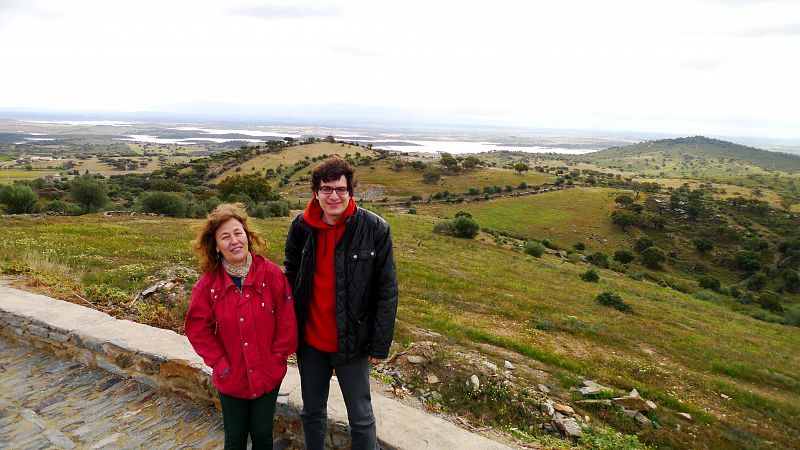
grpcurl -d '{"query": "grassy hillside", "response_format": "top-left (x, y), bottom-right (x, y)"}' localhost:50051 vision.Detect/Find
top-left (583, 136), bottom-right (800, 175)
top-left (279, 158), bottom-right (555, 200)
top-left (415, 187), bottom-right (630, 252)
top-left (1, 212), bottom-right (798, 449)
top-left (211, 142), bottom-right (370, 183)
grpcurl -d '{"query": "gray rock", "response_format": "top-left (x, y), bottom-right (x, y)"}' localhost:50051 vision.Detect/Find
top-left (677, 412), bottom-right (692, 421)
top-left (553, 415), bottom-right (582, 438)
top-left (504, 360), bottom-right (515, 370)
top-left (635, 412), bottom-right (651, 426)
top-left (614, 394), bottom-right (655, 412)
top-left (469, 374), bottom-right (480, 390)
top-left (426, 374), bottom-right (439, 384)
top-left (538, 384), bottom-right (550, 394)
top-left (406, 355), bottom-right (427, 365)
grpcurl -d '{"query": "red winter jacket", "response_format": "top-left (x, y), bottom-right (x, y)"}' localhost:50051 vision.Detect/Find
top-left (185, 253), bottom-right (297, 399)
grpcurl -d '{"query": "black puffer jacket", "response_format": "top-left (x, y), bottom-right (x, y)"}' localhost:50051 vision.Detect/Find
top-left (284, 207), bottom-right (398, 362)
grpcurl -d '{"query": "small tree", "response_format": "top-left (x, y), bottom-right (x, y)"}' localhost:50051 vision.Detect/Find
top-left (634, 236), bottom-right (654, 253)
top-left (757, 293), bottom-right (783, 313)
top-left (514, 162), bottom-right (529, 174)
top-left (746, 272), bottom-right (768, 291)
top-left (462, 156), bottom-right (481, 170)
top-left (613, 250), bottom-right (635, 264)
top-left (615, 194), bottom-right (634, 206)
top-left (693, 238), bottom-right (714, 253)
top-left (611, 210), bottom-right (639, 231)
top-left (439, 153), bottom-right (459, 172)
top-left (217, 173), bottom-right (275, 203)
top-left (69, 174), bottom-right (108, 213)
top-left (422, 170), bottom-right (441, 184)
top-left (784, 270), bottom-right (800, 293)
top-left (641, 247), bottom-right (666, 269)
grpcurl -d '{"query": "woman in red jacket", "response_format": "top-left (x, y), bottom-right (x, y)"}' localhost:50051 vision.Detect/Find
top-left (186, 203), bottom-right (297, 450)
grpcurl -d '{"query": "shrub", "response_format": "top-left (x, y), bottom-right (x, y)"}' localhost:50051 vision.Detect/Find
top-left (746, 272), bottom-right (768, 291)
top-left (578, 426), bottom-right (646, 450)
top-left (634, 236), bottom-right (654, 253)
top-left (574, 242), bottom-right (586, 251)
top-left (524, 241), bottom-right (545, 258)
top-left (453, 216), bottom-right (480, 239)
top-left (784, 305), bottom-right (800, 327)
top-left (467, 187), bottom-right (480, 196)
top-left (627, 270), bottom-right (644, 281)
top-left (696, 275), bottom-right (720, 291)
top-left (541, 239), bottom-right (559, 250)
top-left (408, 208), bottom-right (416, 214)
top-left (735, 251), bottom-right (761, 272)
top-left (586, 252), bottom-right (609, 268)
top-left (693, 237), bottom-right (714, 253)
top-left (641, 247), bottom-right (666, 269)
top-left (410, 194), bottom-right (423, 201)
top-left (422, 170), bottom-right (441, 184)
top-left (757, 293), bottom-right (783, 313)
top-left (517, 182), bottom-right (527, 189)
top-left (693, 291), bottom-right (722, 304)
top-left (0, 184), bottom-right (38, 214)
top-left (784, 270), bottom-right (800, 293)
top-left (139, 191), bottom-right (189, 217)
top-left (44, 200), bottom-right (82, 215)
top-left (613, 250), bottom-right (635, 264)
top-left (433, 221), bottom-right (455, 236)
top-left (595, 292), bottom-right (633, 314)
top-left (580, 268), bottom-right (600, 282)
top-left (360, 203), bottom-right (384, 218)
top-left (254, 201), bottom-right (289, 218)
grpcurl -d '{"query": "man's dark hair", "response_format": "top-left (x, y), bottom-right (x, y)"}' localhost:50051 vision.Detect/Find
top-left (311, 158), bottom-right (357, 196)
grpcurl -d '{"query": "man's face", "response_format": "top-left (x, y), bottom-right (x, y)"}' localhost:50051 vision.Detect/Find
top-left (315, 175), bottom-right (350, 223)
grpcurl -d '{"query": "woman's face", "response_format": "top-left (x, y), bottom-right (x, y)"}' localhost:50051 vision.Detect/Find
top-left (215, 218), bottom-right (249, 265)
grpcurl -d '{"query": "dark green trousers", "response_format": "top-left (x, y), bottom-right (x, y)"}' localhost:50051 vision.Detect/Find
top-left (218, 385), bottom-right (281, 450)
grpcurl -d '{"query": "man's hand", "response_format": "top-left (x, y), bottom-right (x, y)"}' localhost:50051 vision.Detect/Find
top-left (368, 356), bottom-right (383, 365)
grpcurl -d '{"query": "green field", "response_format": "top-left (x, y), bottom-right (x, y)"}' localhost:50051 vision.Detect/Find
top-left (0, 169), bottom-right (61, 183)
top-left (416, 187), bottom-right (631, 252)
top-left (1, 212), bottom-right (798, 449)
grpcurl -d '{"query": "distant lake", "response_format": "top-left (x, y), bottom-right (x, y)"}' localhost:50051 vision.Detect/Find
top-left (370, 140), bottom-right (599, 155)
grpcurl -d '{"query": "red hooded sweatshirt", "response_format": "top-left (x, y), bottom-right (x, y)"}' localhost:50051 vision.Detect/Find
top-left (302, 197), bottom-right (356, 352)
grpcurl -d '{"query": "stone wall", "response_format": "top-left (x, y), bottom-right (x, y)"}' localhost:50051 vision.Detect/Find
top-left (0, 284), bottom-right (512, 450)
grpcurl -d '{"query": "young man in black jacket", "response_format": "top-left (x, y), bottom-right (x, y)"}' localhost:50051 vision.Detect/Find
top-left (284, 157), bottom-right (398, 450)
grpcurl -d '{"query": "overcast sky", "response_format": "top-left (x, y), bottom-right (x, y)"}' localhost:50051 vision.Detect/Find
top-left (1, 0), bottom-right (799, 138)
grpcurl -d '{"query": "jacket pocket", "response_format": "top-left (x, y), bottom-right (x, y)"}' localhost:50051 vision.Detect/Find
top-left (349, 248), bottom-right (376, 282)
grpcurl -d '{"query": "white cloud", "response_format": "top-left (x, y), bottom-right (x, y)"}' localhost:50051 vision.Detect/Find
top-left (0, 0), bottom-right (798, 138)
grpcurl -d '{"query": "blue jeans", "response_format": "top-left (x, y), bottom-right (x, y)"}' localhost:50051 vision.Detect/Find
top-left (297, 343), bottom-right (378, 450)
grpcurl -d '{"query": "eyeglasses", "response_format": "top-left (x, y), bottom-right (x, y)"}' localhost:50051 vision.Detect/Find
top-left (318, 186), bottom-right (349, 196)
